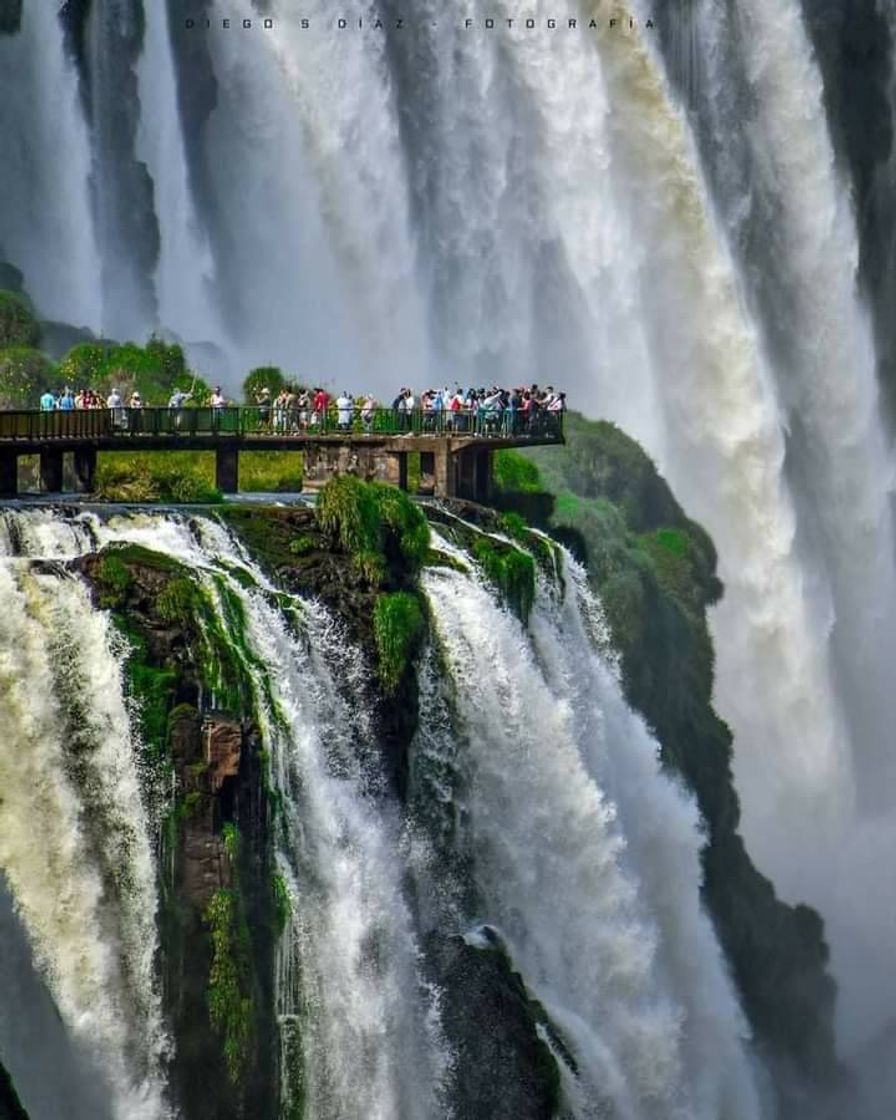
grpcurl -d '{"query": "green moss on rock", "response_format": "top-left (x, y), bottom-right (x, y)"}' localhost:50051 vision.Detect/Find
top-left (205, 888), bottom-right (255, 1086)
top-left (373, 591), bottom-right (426, 694)
top-left (315, 475), bottom-right (430, 586)
top-left (471, 536), bottom-right (536, 624)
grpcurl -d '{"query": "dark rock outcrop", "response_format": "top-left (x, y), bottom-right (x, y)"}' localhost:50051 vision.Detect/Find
top-left (425, 932), bottom-right (560, 1120)
top-left (0, 1062), bottom-right (28, 1120)
top-left (0, 0), bottom-right (21, 35)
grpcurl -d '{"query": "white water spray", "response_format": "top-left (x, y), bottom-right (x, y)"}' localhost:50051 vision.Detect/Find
top-left (421, 548), bottom-right (762, 1120)
top-left (0, 551), bottom-right (170, 1119)
top-left (0, 5), bottom-right (101, 327)
top-left (135, 1), bottom-right (223, 356)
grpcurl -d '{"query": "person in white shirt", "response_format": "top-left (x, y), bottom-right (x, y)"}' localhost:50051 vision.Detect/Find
top-left (107, 387), bottom-right (126, 429)
top-left (336, 392), bottom-right (354, 431)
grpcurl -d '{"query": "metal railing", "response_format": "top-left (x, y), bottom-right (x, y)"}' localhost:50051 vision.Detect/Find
top-left (0, 406), bottom-right (565, 442)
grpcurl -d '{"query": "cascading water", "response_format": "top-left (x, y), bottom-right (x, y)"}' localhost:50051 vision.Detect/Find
top-left (83, 0), bottom-right (160, 341)
top-left (416, 533), bottom-right (765, 1120)
top-left (4, 0), bottom-right (896, 1093)
top-left (0, 507), bottom-right (772, 1117)
top-left (134, 0), bottom-right (223, 358)
top-left (0, 525), bottom-right (171, 1120)
top-left (1, 508), bottom-right (450, 1119)
top-left (0, 3), bottom-right (100, 328)
top-left (641, 0), bottom-right (896, 1049)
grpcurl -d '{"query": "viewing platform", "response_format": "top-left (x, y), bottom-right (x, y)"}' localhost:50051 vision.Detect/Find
top-left (0, 407), bottom-right (564, 501)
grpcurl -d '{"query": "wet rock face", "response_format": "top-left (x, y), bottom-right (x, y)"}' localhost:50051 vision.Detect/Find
top-left (170, 710), bottom-right (244, 908)
top-left (0, 0), bottom-right (22, 35)
top-left (425, 933), bottom-right (559, 1120)
top-left (203, 716), bottom-right (242, 792)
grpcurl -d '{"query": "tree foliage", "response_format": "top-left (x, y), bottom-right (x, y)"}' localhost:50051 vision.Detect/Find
top-left (242, 366), bottom-right (285, 403)
top-left (0, 290), bottom-right (40, 349)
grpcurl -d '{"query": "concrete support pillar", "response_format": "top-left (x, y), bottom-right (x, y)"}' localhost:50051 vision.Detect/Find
top-left (216, 446), bottom-right (240, 494)
top-left (385, 451), bottom-right (408, 491)
top-left (39, 449), bottom-right (64, 493)
top-left (0, 450), bottom-right (17, 498)
top-left (433, 445), bottom-right (455, 498)
top-left (73, 447), bottom-right (97, 493)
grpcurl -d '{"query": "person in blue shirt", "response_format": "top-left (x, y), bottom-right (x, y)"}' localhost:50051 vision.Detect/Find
top-left (39, 389), bottom-right (56, 411)
top-left (58, 388), bottom-right (75, 411)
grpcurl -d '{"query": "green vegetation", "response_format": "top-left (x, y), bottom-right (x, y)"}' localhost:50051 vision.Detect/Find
top-left (95, 451), bottom-right (223, 503)
top-left (121, 627), bottom-right (180, 763)
top-left (471, 536), bottom-right (536, 624)
top-left (99, 541), bottom-right (184, 573)
top-left (493, 450), bottom-right (542, 493)
top-left (221, 822), bottom-right (240, 862)
top-left (204, 888), bottom-right (255, 1086)
top-left (424, 548), bottom-right (469, 574)
top-left (0, 347), bottom-right (59, 407)
top-left (94, 450), bottom-right (304, 501)
top-left (0, 290), bottom-right (40, 349)
top-left (373, 592), bottom-right (426, 693)
top-left (272, 873), bottom-right (291, 936)
top-left (242, 366), bottom-right (286, 402)
top-left (156, 577), bottom-right (202, 624)
top-left (315, 475), bottom-right (430, 585)
top-left (240, 450), bottom-right (303, 492)
top-left (96, 552), bottom-right (133, 608)
top-left (58, 335), bottom-right (206, 403)
top-left (492, 449), bottom-right (554, 524)
top-left (496, 510), bottom-right (556, 576)
top-left (288, 535), bottom-right (314, 556)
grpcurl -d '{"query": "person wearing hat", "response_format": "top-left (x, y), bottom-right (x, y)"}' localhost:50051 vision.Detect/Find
top-left (128, 390), bottom-right (143, 433)
top-left (255, 385), bottom-right (271, 427)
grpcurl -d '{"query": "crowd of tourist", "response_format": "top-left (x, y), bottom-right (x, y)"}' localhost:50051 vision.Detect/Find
top-left (30, 381), bottom-right (566, 437)
top-left (257, 383), bottom-right (566, 435)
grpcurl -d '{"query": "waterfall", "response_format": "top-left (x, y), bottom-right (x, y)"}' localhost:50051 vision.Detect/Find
top-left (419, 544), bottom-right (763, 1120)
top-left (182, 515), bottom-right (449, 1118)
top-left (134, 1), bottom-right (223, 358)
top-left (0, 536), bottom-right (171, 1118)
top-left (5, 509), bottom-right (449, 1118)
top-left (0, 3), bottom-right (101, 328)
top-left (4, 0), bottom-right (896, 1088)
top-left (83, 0), bottom-right (160, 341)
top-left (0, 507), bottom-right (772, 1116)
top-left (642, 0), bottom-right (896, 1049)
top-left (372, 0), bottom-right (853, 873)
top-left (183, 0), bottom-right (430, 385)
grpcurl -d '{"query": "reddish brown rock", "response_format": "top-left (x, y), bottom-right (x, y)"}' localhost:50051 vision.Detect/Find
top-left (203, 717), bottom-right (242, 791)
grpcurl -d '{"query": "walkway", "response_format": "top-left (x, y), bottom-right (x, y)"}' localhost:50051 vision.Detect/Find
top-left (0, 407), bottom-right (564, 499)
